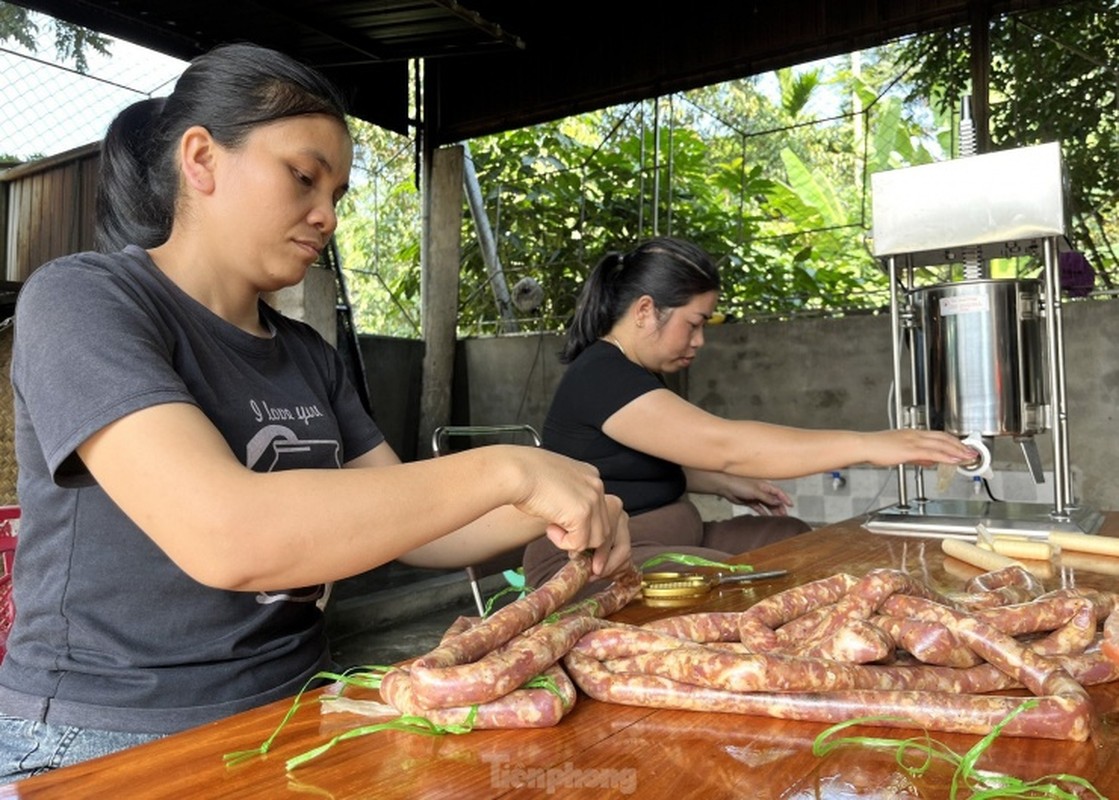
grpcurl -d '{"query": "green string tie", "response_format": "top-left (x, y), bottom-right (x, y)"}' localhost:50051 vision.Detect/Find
top-left (640, 553), bottom-right (755, 572)
top-left (811, 700), bottom-right (1104, 799)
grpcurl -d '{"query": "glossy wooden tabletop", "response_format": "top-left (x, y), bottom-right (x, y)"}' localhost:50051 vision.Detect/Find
top-left (6, 513), bottom-right (1119, 799)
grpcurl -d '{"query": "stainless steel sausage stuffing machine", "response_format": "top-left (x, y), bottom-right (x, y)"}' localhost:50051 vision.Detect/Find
top-left (864, 141), bottom-right (1102, 538)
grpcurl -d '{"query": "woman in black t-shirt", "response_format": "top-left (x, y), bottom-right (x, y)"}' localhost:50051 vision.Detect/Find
top-left (523, 237), bottom-right (978, 595)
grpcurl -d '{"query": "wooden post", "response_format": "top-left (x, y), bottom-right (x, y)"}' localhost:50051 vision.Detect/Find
top-left (262, 266), bottom-right (337, 346)
top-left (417, 144), bottom-right (464, 458)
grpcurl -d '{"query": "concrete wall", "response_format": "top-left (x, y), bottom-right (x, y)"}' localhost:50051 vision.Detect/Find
top-left (359, 335), bottom-right (425, 463)
top-left (457, 298), bottom-right (1119, 520)
top-left (263, 265), bottom-right (338, 347)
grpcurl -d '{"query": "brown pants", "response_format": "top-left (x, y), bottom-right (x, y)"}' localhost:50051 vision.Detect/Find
top-left (522, 498), bottom-right (811, 600)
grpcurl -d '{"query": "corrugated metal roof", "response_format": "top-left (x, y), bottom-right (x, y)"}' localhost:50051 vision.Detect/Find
top-left (11, 0), bottom-right (1077, 144)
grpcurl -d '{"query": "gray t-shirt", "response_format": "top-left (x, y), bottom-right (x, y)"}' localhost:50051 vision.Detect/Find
top-left (0, 246), bottom-right (384, 734)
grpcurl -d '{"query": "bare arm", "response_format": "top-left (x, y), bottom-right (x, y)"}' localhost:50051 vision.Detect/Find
top-left (345, 443), bottom-right (631, 575)
top-left (401, 505), bottom-right (550, 567)
top-left (684, 467), bottom-right (795, 516)
top-left (77, 402), bottom-right (627, 591)
top-left (683, 466), bottom-right (739, 495)
top-left (603, 388), bottom-right (976, 480)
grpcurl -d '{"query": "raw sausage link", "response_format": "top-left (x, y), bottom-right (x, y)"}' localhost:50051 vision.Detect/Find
top-left (781, 569), bottom-right (951, 657)
top-left (601, 643), bottom-right (1019, 694)
top-left (380, 663), bottom-right (576, 728)
top-left (948, 564), bottom-right (1044, 610)
top-left (1104, 603), bottom-right (1119, 667)
top-left (796, 620), bottom-right (893, 663)
top-left (413, 552), bottom-right (592, 671)
top-left (870, 614), bottom-right (979, 668)
top-left (379, 558), bottom-right (1113, 740)
top-left (562, 649), bottom-right (1090, 740)
top-left (573, 623), bottom-right (691, 660)
top-left (644, 612), bottom-right (743, 643)
top-left (884, 594), bottom-right (1099, 657)
top-left (577, 560), bottom-right (644, 618)
top-left (1054, 651), bottom-right (1119, 685)
top-left (1040, 586), bottom-right (1119, 619)
top-left (1007, 598), bottom-right (1097, 656)
top-left (738, 573), bottom-right (857, 651)
top-left (576, 567), bottom-right (1099, 740)
top-left (410, 613), bottom-right (609, 708)
top-left (965, 564), bottom-right (1043, 596)
top-left (407, 560), bottom-right (642, 709)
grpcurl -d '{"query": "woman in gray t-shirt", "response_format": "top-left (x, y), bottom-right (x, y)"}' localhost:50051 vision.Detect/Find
top-left (0, 42), bottom-right (630, 784)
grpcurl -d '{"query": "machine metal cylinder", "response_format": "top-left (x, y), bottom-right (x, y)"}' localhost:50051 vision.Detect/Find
top-left (913, 279), bottom-right (1047, 437)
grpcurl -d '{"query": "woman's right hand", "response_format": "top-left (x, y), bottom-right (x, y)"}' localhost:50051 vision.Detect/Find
top-left (862, 429), bottom-right (978, 468)
top-left (507, 447), bottom-right (631, 576)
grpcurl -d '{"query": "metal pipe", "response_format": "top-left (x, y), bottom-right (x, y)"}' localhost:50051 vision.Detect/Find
top-left (1043, 237), bottom-right (1074, 517)
top-left (666, 95), bottom-right (674, 236)
top-left (903, 261), bottom-right (926, 503)
top-left (652, 97), bottom-right (661, 236)
top-left (462, 144), bottom-right (517, 333)
top-left (958, 96), bottom-right (984, 281)
top-left (887, 255), bottom-right (909, 509)
top-left (969, 2), bottom-right (992, 155)
top-left (638, 103), bottom-right (646, 236)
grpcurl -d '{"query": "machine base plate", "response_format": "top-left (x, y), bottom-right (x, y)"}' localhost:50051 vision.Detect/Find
top-left (863, 499), bottom-right (1104, 540)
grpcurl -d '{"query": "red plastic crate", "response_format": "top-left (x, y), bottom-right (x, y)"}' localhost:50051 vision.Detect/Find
top-left (0, 505), bottom-right (20, 662)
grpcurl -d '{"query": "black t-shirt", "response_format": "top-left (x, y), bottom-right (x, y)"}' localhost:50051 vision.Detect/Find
top-left (543, 340), bottom-right (685, 515)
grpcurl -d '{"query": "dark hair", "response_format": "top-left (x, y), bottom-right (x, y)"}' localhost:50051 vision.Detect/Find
top-left (95, 43), bottom-right (350, 252)
top-left (561, 236), bottom-right (720, 363)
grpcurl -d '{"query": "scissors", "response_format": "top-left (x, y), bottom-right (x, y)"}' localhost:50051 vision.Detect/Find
top-left (640, 569), bottom-right (789, 599)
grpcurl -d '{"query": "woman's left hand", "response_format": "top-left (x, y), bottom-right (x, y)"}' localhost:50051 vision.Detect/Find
top-left (717, 477), bottom-right (794, 516)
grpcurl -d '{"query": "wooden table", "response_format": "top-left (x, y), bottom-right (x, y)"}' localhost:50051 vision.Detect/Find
top-left (6, 513), bottom-right (1119, 799)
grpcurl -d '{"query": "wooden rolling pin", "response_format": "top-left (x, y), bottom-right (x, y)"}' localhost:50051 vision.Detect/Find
top-left (941, 538), bottom-right (1024, 572)
top-left (976, 536), bottom-right (1054, 561)
top-left (1047, 530), bottom-right (1119, 557)
top-left (1060, 551), bottom-right (1119, 576)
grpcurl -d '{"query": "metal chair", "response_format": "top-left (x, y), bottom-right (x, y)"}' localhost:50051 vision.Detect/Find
top-left (431, 424), bottom-right (541, 615)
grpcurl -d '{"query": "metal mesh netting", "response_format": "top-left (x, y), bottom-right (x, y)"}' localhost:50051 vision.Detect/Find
top-left (1, 37), bottom-right (185, 161)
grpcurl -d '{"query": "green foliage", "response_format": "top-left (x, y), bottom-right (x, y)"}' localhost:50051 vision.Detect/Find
top-left (334, 122), bottom-right (422, 337)
top-left (0, 2), bottom-right (35, 49)
top-left (335, 2), bottom-right (1117, 335)
top-left (0, 2), bottom-right (110, 71)
top-left (777, 66), bottom-right (822, 118)
top-left (899, 0), bottom-right (1119, 288)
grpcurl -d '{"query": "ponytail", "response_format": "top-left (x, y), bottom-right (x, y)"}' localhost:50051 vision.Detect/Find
top-left (95, 98), bottom-right (173, 252)
top-left (561, 251), bottom-right (626, 363)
